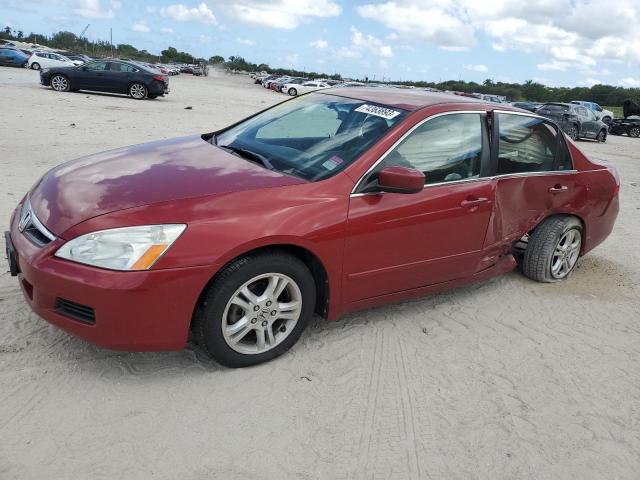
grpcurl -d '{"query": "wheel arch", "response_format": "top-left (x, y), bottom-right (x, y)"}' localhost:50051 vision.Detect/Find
top-left (530, 212), bottom-right (586, 253)
top-left (193, 243), bottom-right (331, 323)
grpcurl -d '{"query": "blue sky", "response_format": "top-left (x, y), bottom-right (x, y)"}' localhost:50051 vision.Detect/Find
top-left (2, 0), bottom-right (639, 86)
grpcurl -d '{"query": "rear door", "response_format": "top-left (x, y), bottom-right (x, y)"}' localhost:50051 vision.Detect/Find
top-left (343, 111), bottom-right (495, 302)
top-left (105, 61), bottom-right (137, 93)
top-left (486, 112), bottom-right (586, 251)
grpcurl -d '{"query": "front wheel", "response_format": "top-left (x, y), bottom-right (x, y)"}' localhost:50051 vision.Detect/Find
top-left (50, 74), bottom-right (70, 92)
top-left (288, 87), bottom-right (298, 96)
top-left (522, 216), bottom-right (582, 283)
top-left (192, 251), bottom-right (316, 367)
top-left (129, 82), bottom-right (147, 100)
top-left (596, 129), bottom-right (607, 143)
top-left (31, 62), bottom-right (40, 70)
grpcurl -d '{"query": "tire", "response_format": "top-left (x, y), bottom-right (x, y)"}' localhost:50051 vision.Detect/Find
top-left (31, 62), bottom-right (40, 70)
top-left (288, 88), bottom-right (297, 96)
top-left (50, 74), bottom-right (70, 92)
top-left (522, 216), bottom-right (582, 283)
top-left (128, 82), bottom-right (147, 100)
top-left (566, 124), bottom-right (579, 141)
top-left (602, 116), bottom-right (611, 125)
top-left (596, 129), bottom-right (607, 143)
top-left (629, 126), bottom-right (640, 138)
top-left (192, 251), bottom-right (316, 367)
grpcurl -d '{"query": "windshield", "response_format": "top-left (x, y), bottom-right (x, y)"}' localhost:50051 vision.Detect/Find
top-left (214, 93), bottom-right (407, 181)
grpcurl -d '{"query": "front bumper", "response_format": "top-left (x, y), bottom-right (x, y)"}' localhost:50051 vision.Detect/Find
top-left (7, 207), bottom-right (215, 351)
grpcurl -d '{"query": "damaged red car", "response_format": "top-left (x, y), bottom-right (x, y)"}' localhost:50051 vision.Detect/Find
top-left (5, 89), bottom-right (620, 367)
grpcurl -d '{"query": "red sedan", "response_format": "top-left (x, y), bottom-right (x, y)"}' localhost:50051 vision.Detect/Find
top-left (5, 89), bottom-right (619, 367)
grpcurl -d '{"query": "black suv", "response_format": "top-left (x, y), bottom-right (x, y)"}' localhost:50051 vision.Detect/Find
top-left (536, 103), bottom-right (608, 142)
top-left (39, 59), bottom-right (169, 100)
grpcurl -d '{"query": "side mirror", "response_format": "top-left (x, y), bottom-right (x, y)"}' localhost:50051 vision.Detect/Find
top-left (377, 166), bottom-right (425, 194)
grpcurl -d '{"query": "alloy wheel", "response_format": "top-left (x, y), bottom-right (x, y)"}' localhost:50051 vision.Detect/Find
top-left (597, 130), bottom-right (607, 143)
top-left (567, 125), bottom-right (578, 140)
top-left (550, 229), bottom-right (581, 279)
top-left (629, 127), bottom-right (640, 138)
top-left (130, 83), bottom-right (146, 99)
top-left (222, 273), bottom-right (303, 355)
top-left (51, 75), bottom-right (68, 92)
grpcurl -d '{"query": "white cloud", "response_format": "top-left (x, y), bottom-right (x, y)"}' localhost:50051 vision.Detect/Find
top-left (237, 38), bottom-right (255, 46)
top-left (161, 27), bottom-right (174, 33)
top-left (335, 46), bottom-right (361, 59)
top-left (74, 0), bottom-right (121, 19)
top-left (310, 39), bottom-right (328, 49)
top-left (620, 77), bottom-right (640, 88)
top-left (160, 2), bottom-right (217, 25)
top-left (350, 26), bottom-right (393, 57)
top-left (132, 21), bottom-right (150, 33)
top-left (463, 64), bottom-right (488, 73)
top-left (356, 0), bottom-right (640, 73)
top-left (219, 0), bottom-right (341, 29)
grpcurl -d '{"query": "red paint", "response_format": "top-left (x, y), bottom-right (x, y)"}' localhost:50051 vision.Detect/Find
top-left (9, 90), bottom-right (620, 351)
top-left (378, 166), bottom-right (425, 193)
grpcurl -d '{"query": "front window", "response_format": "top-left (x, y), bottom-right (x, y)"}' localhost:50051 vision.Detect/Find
top-left (214, 94), bottom-right (407, 181)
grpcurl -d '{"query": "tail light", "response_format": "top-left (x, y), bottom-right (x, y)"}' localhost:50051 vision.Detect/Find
top-left (153, 75), bottom-right (166, 82)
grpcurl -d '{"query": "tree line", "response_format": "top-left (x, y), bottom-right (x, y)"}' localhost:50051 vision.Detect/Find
top-left (2, 26), bottom-right (638, 106)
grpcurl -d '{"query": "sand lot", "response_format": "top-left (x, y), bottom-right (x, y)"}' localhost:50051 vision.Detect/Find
top-left (1, 67), bottom-right (639, 480)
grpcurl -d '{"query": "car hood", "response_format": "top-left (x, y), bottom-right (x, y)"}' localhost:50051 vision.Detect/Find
top-left (29, 135), bottom-right (306, 235)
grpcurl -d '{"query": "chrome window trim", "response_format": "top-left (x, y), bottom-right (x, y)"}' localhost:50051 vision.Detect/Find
top-left (351, 110), bottom-right (487, 195)
top-left (351, 109), bottom-right (576, 197)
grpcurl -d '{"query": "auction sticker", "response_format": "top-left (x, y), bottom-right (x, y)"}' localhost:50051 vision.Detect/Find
top-left (355, 104), bottom-right (401, 119)
top-left (322, 155), bottom-right (345, 171)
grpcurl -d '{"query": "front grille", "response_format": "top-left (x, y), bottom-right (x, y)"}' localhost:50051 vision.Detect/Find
top-left (54, 298), bottom-right (96, 325)
top-left (18, 200), bottom-right (56, 247)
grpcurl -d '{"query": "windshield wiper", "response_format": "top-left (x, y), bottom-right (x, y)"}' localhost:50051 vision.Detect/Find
top-left (218, 144), bottom-right (275, 170)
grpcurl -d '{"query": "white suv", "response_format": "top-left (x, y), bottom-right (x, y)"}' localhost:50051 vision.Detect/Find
top-left (28, 52), bottom-right (79, 70)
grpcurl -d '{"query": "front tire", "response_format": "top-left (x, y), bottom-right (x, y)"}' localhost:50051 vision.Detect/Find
top-left (192, 251), bottom-right (316, 367)
top-left (288, 87), bottom-right (298, 96)
top-left (522, 216), bottom-right (582, 283)
top-left (31, 62), bottom-right (40, 70)
top-left (596, 129), bottom-right (607, 143)
top-left (50, 74), bottom-right (70, 92)
top-left (129, 82), bottom-right (147, 100)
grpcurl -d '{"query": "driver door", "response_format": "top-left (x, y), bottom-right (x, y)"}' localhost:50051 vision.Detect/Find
top-left (74, 60), bottom-right (109, 90)
top-left (343, 112), bottom-right (495, 303)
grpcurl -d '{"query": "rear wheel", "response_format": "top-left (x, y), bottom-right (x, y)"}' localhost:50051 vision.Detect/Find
top-left (596, 129), bottom-right (607, 143)
top-left (288, 87), bottom-right (298, 96)
top-left (31, 62), bottom-right (40, 70)
top-left (522, 216), bottom-right (582, 283)
top-left (567, 124), bottom-right (579, 141)
top-left (192, 251), bottom-right (316, 367)
top-left (128, 82), bottom-right (147, 100)
top-left (629, 126), bottom-right (640, 138)
top-left (50, 74), bottom-right (70, 92)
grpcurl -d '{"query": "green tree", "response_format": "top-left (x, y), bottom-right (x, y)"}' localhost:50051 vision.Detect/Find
top-left (209, 55), bottom-right (225, 64)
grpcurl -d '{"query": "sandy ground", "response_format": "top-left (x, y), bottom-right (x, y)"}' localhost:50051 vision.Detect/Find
top-left (0, 67), bottom-right (639, 480)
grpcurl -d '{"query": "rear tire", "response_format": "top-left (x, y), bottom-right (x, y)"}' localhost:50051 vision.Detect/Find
top-left (288, 87), bottom-right (298, 96)
top-left (522, 216), bottom-right (582, 283)
top-left (31, 62), bottom-right (40, 70)
top-left (192, 251), bottom-right (316, 367)
top-left (50, 74), bottom-right (70, 92)
top-left (128, 82), bottom-right (147, 100)
top-left (567, 124), bottom-right (579, 141)
top-left (629, 126), bottom-right (640, 138)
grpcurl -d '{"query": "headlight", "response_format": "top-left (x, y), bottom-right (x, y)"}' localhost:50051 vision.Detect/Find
top-left (55, 224), bottom-right (186, 271)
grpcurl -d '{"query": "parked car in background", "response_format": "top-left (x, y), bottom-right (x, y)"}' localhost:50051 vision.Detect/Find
top-left (192, 65), bottom-right (203, 76)
top-left (39, 59), bottom-right (169, 100)
top-left (537, 102), bottom-right (608, 141)
top-left (570, 101), bottom-right (613, 124)
top-left (609, 100), bottom-right (640, 138)
top-left (60, 53), bottom-right (92, 64)
top-left (284, 80), bottom-right (330, 96)
top-left (277, 77), bottom-right (307, 92)
top-left (5, 89), bottom-right (619, 367)
top-left (0, 47), bottom-right (30, 68)
top-left (512, 101), bottom-right (541, 112)
top-left (28, 51), bottom-right (77, 70)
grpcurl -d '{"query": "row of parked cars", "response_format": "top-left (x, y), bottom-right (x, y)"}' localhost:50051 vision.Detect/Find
top-left (250, 73), bottom-right (365, 96)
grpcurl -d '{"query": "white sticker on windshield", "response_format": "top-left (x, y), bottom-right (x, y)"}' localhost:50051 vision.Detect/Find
top-left (355, 104), bottom-right (401, 120)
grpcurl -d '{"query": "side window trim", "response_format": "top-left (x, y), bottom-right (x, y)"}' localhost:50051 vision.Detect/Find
top-left (352, 110), bottom-right (489, 194)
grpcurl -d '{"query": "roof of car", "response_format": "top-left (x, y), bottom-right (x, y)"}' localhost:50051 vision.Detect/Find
top-left (318, 87), bottom-right (491, 111)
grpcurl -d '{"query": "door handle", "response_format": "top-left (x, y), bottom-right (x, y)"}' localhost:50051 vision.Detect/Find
top-left (548, 184), bottom-right (568, 193)
top-left (460, 197), bottom-right (489, 209)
